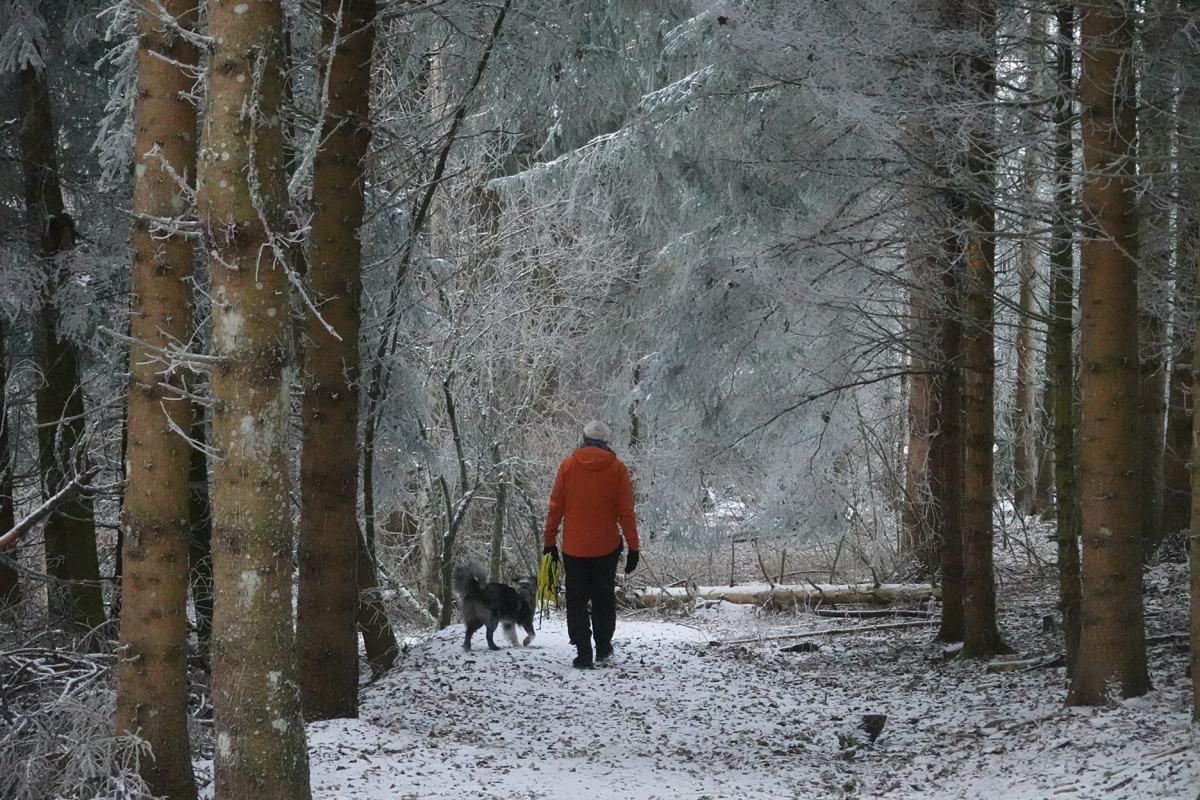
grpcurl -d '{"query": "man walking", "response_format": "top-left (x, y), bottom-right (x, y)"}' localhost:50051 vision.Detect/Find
top-left (543, 420), bottom-right (639, 669)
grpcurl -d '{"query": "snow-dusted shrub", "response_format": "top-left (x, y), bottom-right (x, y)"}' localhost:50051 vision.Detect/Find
top-left (0, 644), bottom-right (154, 800)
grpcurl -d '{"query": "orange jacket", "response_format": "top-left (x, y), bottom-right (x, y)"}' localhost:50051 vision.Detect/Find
top-left (543, 446), bottom-right (639, 558)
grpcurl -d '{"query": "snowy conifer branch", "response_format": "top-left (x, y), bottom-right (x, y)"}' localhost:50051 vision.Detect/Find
top-left (97, 325), bottom-right (228, 367)
top-left (160, 400), bottom-right (223, 460)
top-left (0, 465), bottom-right (102, 552)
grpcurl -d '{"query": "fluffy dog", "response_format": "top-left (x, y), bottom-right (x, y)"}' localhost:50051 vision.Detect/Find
top-left (452, 562), bottom-right (536, 651)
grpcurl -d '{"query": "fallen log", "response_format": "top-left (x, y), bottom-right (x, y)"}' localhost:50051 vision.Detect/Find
top-left (722, 620), bottom-right (936, 645)
top-left (634, 582), bottom-right (940, 609)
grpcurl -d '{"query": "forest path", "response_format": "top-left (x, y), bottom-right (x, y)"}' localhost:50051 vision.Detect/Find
top-left (303, 597), bottom-right (1199, 800)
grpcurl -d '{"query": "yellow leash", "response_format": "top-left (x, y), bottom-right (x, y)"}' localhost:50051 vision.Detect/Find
top-left (536, 552), bottom-right (560, 623)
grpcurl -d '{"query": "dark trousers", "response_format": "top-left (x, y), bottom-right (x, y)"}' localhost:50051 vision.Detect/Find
top-left (563, 547), bottom-right (621, 658)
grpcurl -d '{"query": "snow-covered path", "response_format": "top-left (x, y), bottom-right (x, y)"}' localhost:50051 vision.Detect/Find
top-left (302, 603), bottom-right (1199, 800)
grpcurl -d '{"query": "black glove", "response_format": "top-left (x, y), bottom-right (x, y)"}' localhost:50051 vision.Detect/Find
top-left (624, 549), bottom-right (639, 574)
top-left (543, 545), bottom-right (559, 564)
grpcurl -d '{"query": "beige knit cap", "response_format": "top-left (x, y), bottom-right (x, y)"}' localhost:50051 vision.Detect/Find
top-left (583, 420), bottom-right (612, 443)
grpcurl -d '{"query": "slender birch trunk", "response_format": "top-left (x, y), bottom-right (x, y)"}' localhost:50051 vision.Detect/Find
top-left (198, 0), bottom-right (312, 794)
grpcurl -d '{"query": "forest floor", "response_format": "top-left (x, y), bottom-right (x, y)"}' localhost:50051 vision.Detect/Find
top-left (191, 554), bottom-right (1197, 799)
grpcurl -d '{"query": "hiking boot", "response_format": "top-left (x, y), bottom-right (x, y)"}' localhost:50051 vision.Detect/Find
top-left (596, 644), bottom-right (613, 662)
top-left (572, 655), bottom-right (594, 669)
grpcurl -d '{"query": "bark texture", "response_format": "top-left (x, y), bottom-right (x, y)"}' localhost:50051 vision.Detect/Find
top-left (1068, 0), bottom-right (1150, 704)
top-left (298, 0), bottom-right (378, 721)
top-left (956, 0), bottom-right (1007, 659)
top-left (198, 0), bottom-right (312, 795)
top-left (113, 3), bottom-right (200, 797)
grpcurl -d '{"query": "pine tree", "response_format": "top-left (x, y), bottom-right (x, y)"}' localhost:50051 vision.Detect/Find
top-left (113, 2), bottom-right (201, 795)
top-left (197, 0), bottom-right (312, 794)
top-left (297, 0), bottom-right (378, 721)
top-left (13, 28), bottom-right (105, 632)
top-left (1068, 0), bottom-right (1150, 704)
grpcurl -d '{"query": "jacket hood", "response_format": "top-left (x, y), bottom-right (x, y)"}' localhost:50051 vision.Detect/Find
top-left (573, 445), bottom-right (616, 470)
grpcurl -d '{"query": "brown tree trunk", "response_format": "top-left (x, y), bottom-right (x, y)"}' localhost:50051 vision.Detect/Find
top-left (113, 3), bottom-right (201, 797)
top-left (1067, 0), bottom-right (1150, 704)
top-left (1162, 345), bottom-right (1192, 542)
top-left (297, 0), bottom-right (377, 722)
top-left (902, 257), bottom-right (937, 574)
top-left (1050, 4), bottom-right (1082, 678)
top-left (933, 264), bottom-right (965, 644)
top-left (0, 319), bottom-right (17, 607)
top-left (17, 61), bottom-right (105, 632)
top-left (197, 0), bottom-right (312, 795)
top-left (958, 0), bottom-right (1007, 659)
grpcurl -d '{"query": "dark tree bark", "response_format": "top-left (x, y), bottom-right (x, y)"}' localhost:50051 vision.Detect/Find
top-left (956, 0), bottom-right (1008, 659)
top-left (1068, 0), bottom-right (1150, 704)
top-left (197, 0), bottom-right (312, 795)
top-left (297, 0), bottom-right (378, 721)
top-left (1049, 4), bottom-right (1082, 679)
top-left (933, 261), bottom-right (965, 644)
top-left (17, 59), bottom-right (104, 632)
top-left (0, 319), bottom-right (17, 608)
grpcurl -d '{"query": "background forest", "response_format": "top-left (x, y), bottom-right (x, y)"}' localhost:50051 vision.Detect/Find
top-left (0, 0), bottom-right (1197, 798)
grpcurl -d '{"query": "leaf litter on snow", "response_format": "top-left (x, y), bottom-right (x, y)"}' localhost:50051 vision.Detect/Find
top-left (290, 558), bottom-right (1197, 800)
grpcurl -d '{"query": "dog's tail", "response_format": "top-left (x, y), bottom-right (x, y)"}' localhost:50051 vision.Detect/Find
top-left (452, 561), bottom-right (487, 597)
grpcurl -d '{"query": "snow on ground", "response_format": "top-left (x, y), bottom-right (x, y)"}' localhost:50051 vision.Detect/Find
top-left (291, 574), bottom-right (1198, 800)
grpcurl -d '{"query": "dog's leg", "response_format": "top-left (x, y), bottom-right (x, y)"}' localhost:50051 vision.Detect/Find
top-left (521, 621), bottom-right (535, 647)
top-left (485, 621), bottom-right (501, 650)
top-left (503, 622), bottom-right (519, 648)
top-left (463, 623), bottom-right (480, 651)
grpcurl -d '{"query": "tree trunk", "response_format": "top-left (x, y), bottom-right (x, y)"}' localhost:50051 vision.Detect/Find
top-left (933, 263), bottom-right (965, 643)
top-left (113, 3), bottom-right (201, 797)
top-left (1067, 0), bottom-right (1150, 704)
top-left (197, 1), bottom-right (312, 796)
top-left (1162, 346), bottom-right (1192, 543)
top-left (902, 253), bottom-right (937, 574)
top-left (0, 319), bottom-right (17, 608)
top-left (1049, 4), bottom-right (1082, 679)
top-left (17, 61), bottom-right (104, 632)
top-left (1015, 5), bottom-right (1045, 518)
top-left (958, 0), bottom-right (1007, 659)
top-left (297, 0), bottom-right (377, 723)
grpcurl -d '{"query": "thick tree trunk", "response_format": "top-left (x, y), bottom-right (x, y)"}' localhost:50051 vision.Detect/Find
top-left (198, 1), bottom-right (312, 796)
top-left (0, 319), bottom-right (16, 608)
top-left (17, 62), bottom-right (104, 632)
top-left (297, 0), bottom-right (377, 723)
top-left (1068, 0), bottom-right (1150, 704)
top-left (113, 3), bottom-right (201, 797)
top-left (958, 0), bottom-right (1007, 659)
top-left (358, 404), bottom-right (399, 674)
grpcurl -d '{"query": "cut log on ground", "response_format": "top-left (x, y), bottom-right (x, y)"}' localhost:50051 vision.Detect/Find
top-left (634, 583), bottom-right (940, 609)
